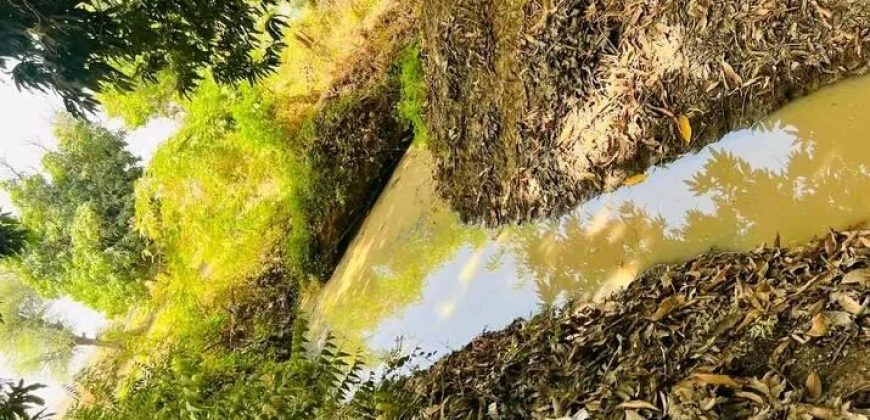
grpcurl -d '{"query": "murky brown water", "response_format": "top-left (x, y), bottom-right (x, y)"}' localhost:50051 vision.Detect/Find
top-left (309, 76), bottom-right (870, 366)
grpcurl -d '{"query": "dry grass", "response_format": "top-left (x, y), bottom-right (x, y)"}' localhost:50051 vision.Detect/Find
top-left (268, 0), bottom-right (417, 130)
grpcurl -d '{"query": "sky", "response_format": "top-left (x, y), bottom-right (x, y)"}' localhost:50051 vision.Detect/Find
top-left (0, 74), bottom-right (179, 412)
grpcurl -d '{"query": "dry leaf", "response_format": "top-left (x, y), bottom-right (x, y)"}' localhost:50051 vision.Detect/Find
top-left (824, 234), bottom-right (836, 255)
top-left (822, 311), bottom-right (854, 328)
top-left (842, 268), bottom-right (870, 285)
top-left (833, 293), bottom-right (862, 315)
top-left (624, 410), bottom-right (645, 420)
top-left (623, 173), bottom-right (648, 186)
top-left (735, 391), bottom-right (765, 405)
top-left (677, 115), bottom-right (692, 144)
top-left (692, 373), bottom-right (740, 388)
top-left (806, 405), bottom-right (834, 419)
top-left (721, 61), bottom-right (743, 85)
top-left (617, 400), bottom-right (660, 412)
top-left (806, 372), bottom-right (822, 399)
top-left (650, 294), bottom-right (686, 321)
top-left (807, 313), bottom-right (829, 337)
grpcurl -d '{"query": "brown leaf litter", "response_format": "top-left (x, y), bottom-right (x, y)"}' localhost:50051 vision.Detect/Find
top-left (399, 230), bottom-right (870, 418)
top-left (421, 0), bottom-right (870, 225)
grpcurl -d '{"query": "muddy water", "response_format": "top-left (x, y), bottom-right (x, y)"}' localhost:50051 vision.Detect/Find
top-left (308, 76), bottom-right (870, 365)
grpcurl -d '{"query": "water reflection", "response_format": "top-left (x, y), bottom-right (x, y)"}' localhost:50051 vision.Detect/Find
top-left (309, 76), bottom-right (870, 365)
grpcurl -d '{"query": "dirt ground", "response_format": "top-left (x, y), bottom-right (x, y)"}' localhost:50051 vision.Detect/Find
top-left (400, 229), bottom-right (870, 419)
top-left (421, 0), bottom-right (870, 225)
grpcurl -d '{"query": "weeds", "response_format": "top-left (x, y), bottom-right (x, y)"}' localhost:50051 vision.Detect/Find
top-left (396, 42), bottom-right (429, 145)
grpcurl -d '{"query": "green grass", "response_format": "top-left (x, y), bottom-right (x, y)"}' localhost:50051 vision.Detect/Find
top-left (396, 42), bottom-right (429, 146)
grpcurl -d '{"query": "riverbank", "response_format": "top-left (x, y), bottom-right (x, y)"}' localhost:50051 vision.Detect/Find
top-left (422, 0), bottom-right (870, 224)
top-left (398, 229), bottom-right (870, 418)
top-left (59, 0), bottom-right (870, 417)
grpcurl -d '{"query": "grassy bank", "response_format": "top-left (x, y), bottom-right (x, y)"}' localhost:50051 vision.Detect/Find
top-left (66, 0), bottom-right (424, 416)
top-left (421, 0), bottom-right (870, 224)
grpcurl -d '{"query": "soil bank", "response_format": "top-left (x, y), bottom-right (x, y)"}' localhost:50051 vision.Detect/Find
top-left (422, 0), bottom-right (870, 224)
top-left (398, 230), bottom-right (870, 419)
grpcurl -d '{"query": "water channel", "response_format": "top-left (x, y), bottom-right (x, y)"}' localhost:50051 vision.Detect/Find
top-left (309, 75), bottom-right (870, 367)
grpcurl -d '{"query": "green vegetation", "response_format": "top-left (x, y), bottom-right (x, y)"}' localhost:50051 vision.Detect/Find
top-left (0, 211), bottom-right (27, 259)
top-left (1, 0), bottom-right (429, 416)
top-left (0, 380), bottom-right (49, 420)
top-left (69, 315), bottom-right (406, 419)
top-left (396, 43), bottom-right (429, 145)
top-left (97, 72), bottom-right (178, 129)
top-left (4, 119), bottom-right (149, 316)
top-left (1, 0), bottom-right (286, 116)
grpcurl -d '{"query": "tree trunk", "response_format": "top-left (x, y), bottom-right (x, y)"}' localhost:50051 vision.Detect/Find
top-left (74, 334), bottom-right (122, 349)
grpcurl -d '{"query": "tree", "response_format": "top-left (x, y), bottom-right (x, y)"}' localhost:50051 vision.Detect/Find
top-left (0, 277), bottom-right (118, 377)
top-left (0, 0), bottom-right (287, 117)
top-left (4, 118), bottom-right (150, 315)
top-left (0, 212), bottom-right (27, 259)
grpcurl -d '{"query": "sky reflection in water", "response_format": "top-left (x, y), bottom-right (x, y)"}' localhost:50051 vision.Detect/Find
top-left (310, 76), bottom-right (870, 367)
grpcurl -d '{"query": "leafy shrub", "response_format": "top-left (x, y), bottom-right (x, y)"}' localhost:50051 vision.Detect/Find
top-left (68, 316), bottom-right (407, 419)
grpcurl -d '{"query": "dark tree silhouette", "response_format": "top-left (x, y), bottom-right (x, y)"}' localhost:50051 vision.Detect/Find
top-left (0, 0), bottom-right (287, 116)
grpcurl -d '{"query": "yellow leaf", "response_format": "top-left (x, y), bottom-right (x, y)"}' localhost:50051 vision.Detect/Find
top-left (806, 372), bottom-right (822, 399)
top-left (721, 60), bottom-right (743, 86)
top-left (617, 400), bottom-right (660, 412)
top-left (649, 294), bottom-right (686, 321)
top-left (842, 269), bottom-right (870, 285)
top-left (807, 313), bottom-right (829, 337)
top-left (623, 173), bottom-right (648, 186)
top-left (833, 292), bottom-right (863, 315)
top-left (692, 373), bottom-right (741, 388)
top-left (677, 115), bottom-right (692, 144)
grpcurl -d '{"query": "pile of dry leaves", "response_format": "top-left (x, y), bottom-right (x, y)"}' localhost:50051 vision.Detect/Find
top-left (401, 230), bottom-right (870, 419)
top-left (422, 0), bottom-right (870, 224)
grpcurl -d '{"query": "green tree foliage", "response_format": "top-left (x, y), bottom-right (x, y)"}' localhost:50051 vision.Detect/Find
top-left (0, 212), bottom-right (27, 260)
top-left (97, 71), bottom-right (178, 129)
top-left (0, 380), bottom-right (49, 420)
top-left (0, 0), bottom-right (287, 116)
top-left (0, 277), bottom-right (117, 376)
top-left (4, 118), bottom-right (149, 315)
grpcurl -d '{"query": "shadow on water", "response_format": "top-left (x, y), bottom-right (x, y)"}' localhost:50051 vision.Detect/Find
top-left (308, 75), bottom-right (870, 367)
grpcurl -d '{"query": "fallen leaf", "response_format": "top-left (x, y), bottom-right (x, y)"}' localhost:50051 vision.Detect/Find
top-left (624, 410), bottom-right (644, 420)
top-left (692, 373), bottom-right (740, 388)
top-left (806, 405), bottom-right (833, 419)
top-left (677, 115), bottom-right (692, 144)
top-left (623, 173), bottom-right (648, 187)
top-left (807, 313), bottom-right (829, 337)
top-left (806, 372), bottom-right (822, 399)
top-left (617, 400), bottom-right (660, 412)
top-left (735, 391), bottom-right (765, 405)
top-left (824, 234), bottom-right (836, 256)
top-left (833, 293), bottom-right (863, 315)
top-left (721, 60), bottom-right (743, 86)
top-left (842, 269), bottom-right (870, 285)
top-left (649, 294), bottom-right (686, 321)
top-left (822, 311), bottom-right (854, 328)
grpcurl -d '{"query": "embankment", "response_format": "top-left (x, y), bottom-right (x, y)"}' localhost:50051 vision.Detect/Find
top-left (422, 0), bottom-right (870, 224)
top-left (399, 230), bottom-right (870, 418)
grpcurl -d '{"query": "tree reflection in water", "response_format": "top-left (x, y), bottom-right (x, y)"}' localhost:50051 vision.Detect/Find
top-left (312, 76), bottom-right (870, 363)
